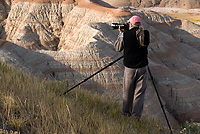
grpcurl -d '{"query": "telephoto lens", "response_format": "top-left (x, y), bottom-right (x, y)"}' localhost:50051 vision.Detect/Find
top-left (111, 23), bottom-right (129, 30)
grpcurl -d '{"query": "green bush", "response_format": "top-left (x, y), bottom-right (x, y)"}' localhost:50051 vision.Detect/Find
top-left (180, 121), bottom-right (200, 134)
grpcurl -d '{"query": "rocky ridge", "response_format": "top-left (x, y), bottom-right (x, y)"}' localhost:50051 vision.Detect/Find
top-left (0, 0), bottom-right (200, 127)
top-left (95, 0), bottom-right (200, 9)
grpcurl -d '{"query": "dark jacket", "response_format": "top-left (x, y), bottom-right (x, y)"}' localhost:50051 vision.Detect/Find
top-left (114, 27), bottom-right (149, 68)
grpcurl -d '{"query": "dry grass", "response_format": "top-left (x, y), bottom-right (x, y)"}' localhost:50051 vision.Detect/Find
top-left (166, 12), bottom-right (200, 23)
top-left (0, 61), bottom-right (178, 134)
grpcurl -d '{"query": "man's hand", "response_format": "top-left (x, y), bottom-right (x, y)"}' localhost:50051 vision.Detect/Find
top-left (119, 26), bottom-right (124, 32)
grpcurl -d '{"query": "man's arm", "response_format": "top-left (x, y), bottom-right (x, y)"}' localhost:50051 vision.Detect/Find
top-left (114, 32), bottom-right (124, 52)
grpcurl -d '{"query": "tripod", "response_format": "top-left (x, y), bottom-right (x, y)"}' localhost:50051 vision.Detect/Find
top-left (62, 56), bottom-right (173, 134)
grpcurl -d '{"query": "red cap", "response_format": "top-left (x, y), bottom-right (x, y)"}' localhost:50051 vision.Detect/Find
top-left (129, 16), bottom-right (141, 26)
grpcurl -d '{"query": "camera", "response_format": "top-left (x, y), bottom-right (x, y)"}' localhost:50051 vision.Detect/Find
top-left (111, 23), bottom-right (129, 30)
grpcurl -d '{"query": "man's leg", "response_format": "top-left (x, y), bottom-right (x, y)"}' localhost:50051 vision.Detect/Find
top-left (132, 66), bottom-right (148, 120)
top-left (123, 67), bottom-right (136, 116)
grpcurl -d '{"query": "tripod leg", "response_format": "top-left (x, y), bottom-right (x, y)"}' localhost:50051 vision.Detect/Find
top-left (147, 66), bottom-right (173, 134)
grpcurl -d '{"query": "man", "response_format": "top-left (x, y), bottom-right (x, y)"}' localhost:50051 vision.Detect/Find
top-left (114, 16), bottom-right (150, 120)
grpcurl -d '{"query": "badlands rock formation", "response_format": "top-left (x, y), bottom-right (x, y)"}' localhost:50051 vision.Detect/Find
top-left (95, 0), bottom-right (200, 9)
top-left (0, 0), bottom-right (200, 127)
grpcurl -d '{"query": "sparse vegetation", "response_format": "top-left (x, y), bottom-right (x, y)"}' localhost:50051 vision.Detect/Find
top-left (166, 12), bottom-right (200, 23)
top-left (1, 61), bottom-right (199, 134)
top-left (180, 121), bottom-right (200, 134)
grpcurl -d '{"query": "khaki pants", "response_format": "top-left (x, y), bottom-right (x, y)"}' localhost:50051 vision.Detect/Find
top-left (123, 66), bottom-right (148, 119)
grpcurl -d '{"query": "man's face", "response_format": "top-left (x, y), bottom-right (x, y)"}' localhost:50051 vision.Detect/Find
top-left (129, 23), bottom-right (134, 30)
